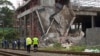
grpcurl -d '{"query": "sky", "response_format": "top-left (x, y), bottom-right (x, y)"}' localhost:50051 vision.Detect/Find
top-left (8, 0), bottom-right (22, 9)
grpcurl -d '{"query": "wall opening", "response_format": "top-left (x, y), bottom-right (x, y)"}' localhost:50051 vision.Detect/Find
top-left (94, 14), bottom-right (100, 27)
top-left (74, 15), bottom-right (92, 37)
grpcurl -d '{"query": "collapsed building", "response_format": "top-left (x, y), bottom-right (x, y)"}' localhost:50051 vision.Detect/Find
top-left (15, 0), bottom-right (100, 46)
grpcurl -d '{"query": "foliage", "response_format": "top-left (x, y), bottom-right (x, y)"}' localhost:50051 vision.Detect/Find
top-left (39, 47), bottom-right (67, 51)
top-left (0, 32), bottom-right (3, 37)
top-left (0, 0), bottom-right (14, 9)
top-left (0, 0), bottom-right (15, 27)
top-left (0, 7), bottom-right (14, 27)
top-left (0, 28), bottom-right (20, 43)
top-left (69, 46), bottom-right (86, 52)
top-left (53, 42), bottom-right (62, 48)
top-left (0, 0), bottom-right (15, 40)
top-left (4, 29), bottom-right (19, 41)
top-left (0, 28), bottom-right (19, 42)
top-left (39, 45), bottom-right (87, 52)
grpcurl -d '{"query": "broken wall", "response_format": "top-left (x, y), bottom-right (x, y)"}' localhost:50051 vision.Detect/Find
top-left (86, 28), bottom-right (100, 46)
top-left (38, 0), bottom-right (75, 43)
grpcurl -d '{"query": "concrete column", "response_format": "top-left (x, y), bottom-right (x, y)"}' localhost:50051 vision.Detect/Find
top-left (31, 12), bottom-right (34, 37)
top-left (91, 16), bottom-right (94, 28)
top-left (29, 13), bottom-right (32, 37)
top-left (24, 16), bottom-right (27, 38)
top-left (19, 18), bottom-right (22, 37)
top-left (29, 13), bottom-right (33, 37)
top-left (23, 7), bottom-right (27, 38)
top-left (76, 23), bottom-right (78, 29)
top-left (79, 23), bottom-right (82, 30)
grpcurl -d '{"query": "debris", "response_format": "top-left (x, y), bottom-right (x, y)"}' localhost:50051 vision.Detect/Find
top-left (84, 49), bottom-right (100, 53)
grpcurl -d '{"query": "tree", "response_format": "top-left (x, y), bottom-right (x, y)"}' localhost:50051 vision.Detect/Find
top-left (0, 0), bottom-right (15, 27)
top-left (0, 0), bottom-right (15, 9)
top-left (4, 29), bottom-right (19, 42)
top-left (0, 7), bottom-right (14, 27)
top-left (0, 0), bottom-right (15, 40)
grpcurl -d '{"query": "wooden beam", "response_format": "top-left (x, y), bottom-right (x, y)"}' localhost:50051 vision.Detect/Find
top-left (35, 10), bottom-right (45, 34)
top-left (17, 6), bottom-right (42, 18)
top-left (45, 19), bottom-right (55, 35)
top-left (17, 8), bottom-right (97, 19)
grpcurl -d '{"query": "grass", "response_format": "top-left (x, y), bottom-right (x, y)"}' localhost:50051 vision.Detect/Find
top-left (39, 45), bottom-right (100, 52)
top-left (39, 46), bottom-right (86, 52)
top-left (69, 46), bottom-right (86, 52)
top-left (86, 45), bottom-right (100, 50)
top-left (39, 47), bottom-right (68, 51)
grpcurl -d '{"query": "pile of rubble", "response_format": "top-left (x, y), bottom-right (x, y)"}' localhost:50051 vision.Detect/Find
top-left (37, 0), bottom-right (84, 48)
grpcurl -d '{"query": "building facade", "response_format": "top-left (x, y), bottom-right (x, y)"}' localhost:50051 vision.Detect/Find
top-left (15, 0), bottom-right (67, 39)
top-left (15, 0), bottom-right (100, 46)
top-left (15, 0), bottom-right (41, 39)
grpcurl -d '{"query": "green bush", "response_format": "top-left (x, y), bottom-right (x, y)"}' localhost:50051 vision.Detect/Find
top-left (4, 29), bottom-right (19, 42)
top-left (0, 32), bottom-right (3, 37)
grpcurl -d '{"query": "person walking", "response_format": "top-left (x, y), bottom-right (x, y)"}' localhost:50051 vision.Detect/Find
top-left (17, 39), bottom-right (21, 49)
top-left (32, 36), bottom-right (39, 52)
top-left (6, 40), bottom-right (9, 49)
top-left (26, 37), bottom-right (32, 53)
top-left (4, 40), bottom-right (7, 49)
top-left (24, 39), bottom-right (26, 50)
top-left (12, 40), bottom-right (17, 49)
top-left (1, 40), bottom-right (4, 48)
